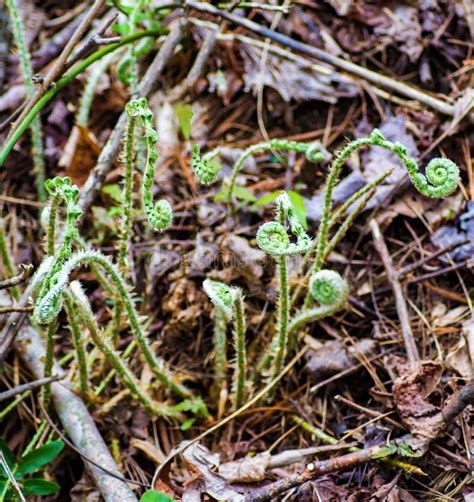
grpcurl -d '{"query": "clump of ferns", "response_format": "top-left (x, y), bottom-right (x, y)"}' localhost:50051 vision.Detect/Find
top-left (31, 99), bottom-right (208, 419)
top-left (194, 129), bottom-right (460, 403)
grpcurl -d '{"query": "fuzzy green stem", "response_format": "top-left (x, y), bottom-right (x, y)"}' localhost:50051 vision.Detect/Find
top-left (214, 310), bottom-right (228, 388)
top-left (45, 192), bottom-right (61, 256)
top-left (94, 340), bottom-right (137, 397)
top-left (272, 203), bottom-right (289, 381)
top-left (77, 54), bottom-right (116, 127)
top-left (118, 111), bottom-right (137, 273)
top-left (64, 294), bottom-right (89, 397)
top-left (66, 284), bottom-right (179, 418)
top-left (0, 29), bottom-right (162, 168)
top-left (33, 249), bottom-right (191, 399)
top-left (232, 292), bottom-right (247, 409)
top-left (41, 321), bottom-right (57, 406)
top-left (227, 139), bottom-right (325, 203)
top-left (5, 0), bottom-right (47, 201)
top-left (313, 129), bottom-right (459, 276)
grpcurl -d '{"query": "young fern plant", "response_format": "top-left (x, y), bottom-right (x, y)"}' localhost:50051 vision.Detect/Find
top-left (33, 247), bottom-right (191, 400)
top-left (33, 176), bottom-right (196, 414)
top-left (119, 97), bottom-right (173, 272)
top-left (203, 280), bottom-right (247, 410)
top-left (191, 138), bottom-right (326, 198)
top-left (288, 269), bottom-right (349, 336)
top-left (309, 128), bottom-right (460, 304)
top-left (256, 192), bottom-right (311, 382)
top-left (192, 145), bottom-right (222, 185)
top-left (33, 177), bottom-right (82, 403)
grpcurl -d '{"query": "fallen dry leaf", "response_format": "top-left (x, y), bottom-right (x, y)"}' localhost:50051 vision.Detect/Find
top-left (392, 362), bottom-right (444, 448)
top-left (60, 125), bottom-right (101, 187)
top-left (305, 338), bottom-right (376, 381)
top-left (181, 441), bottom-right (244, 501)
top-left (219, 452), bottom-right (271, 483)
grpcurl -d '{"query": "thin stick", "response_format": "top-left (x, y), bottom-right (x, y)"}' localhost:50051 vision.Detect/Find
top-left (369, 219), bottom-right (420, 366)
top-left (244, 444), bottom-right (402, 501)
top-left (442, 377), bottom-right (474, 425)
top-left (0, 375), bottom-right (63, 402)
top-left (15, 326), bottom-right (138, 501)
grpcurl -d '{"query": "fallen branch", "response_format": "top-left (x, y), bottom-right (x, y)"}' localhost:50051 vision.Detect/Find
top-left (0, 264), bottom-right (32, 290)
top-left (5, 0), bottom-right (107, 144)
top-left (244, 444), bottom-right (398, 502)
top-left (15, 326), bottom-right (138, 502)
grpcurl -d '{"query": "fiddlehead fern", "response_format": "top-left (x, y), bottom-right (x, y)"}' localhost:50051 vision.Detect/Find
top-left (289, 269), bottom-right (349, 335)
top-left (257, 193), bottom-right (312, 383)
top-left (43, 176), bottom-right (81, 257)
top-left (192, 144), bottom-right (222, 185)
top-left (33, 249), bottom-right (191, 399)
top-left (36, 177), bottom-right (82, 321)
top-left (204, 279), bottom-right (237, 322)
top-left (127, 97), bottom-right (173, 232)
top-left (310, 270), bottom-right (349, 306)
top-left (256, 193), bottom-right (311, 257)
top-left (203, 279), bottom-right (247, 410)
top-left (313, 128), bottom-right (460, 276)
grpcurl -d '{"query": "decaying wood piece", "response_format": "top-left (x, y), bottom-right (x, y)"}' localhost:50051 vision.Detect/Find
top-left (15, 327), bottom-right (138, 502)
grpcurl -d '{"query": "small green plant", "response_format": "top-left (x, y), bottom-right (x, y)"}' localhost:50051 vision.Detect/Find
top-left (0, 436), bottom-right (64, 499)
top-left (119, 97), bottom-right (172, 273)
top-left (203, 280), bottom-right (247, 409)
top-left (140, 490), bottom-right (176, 502)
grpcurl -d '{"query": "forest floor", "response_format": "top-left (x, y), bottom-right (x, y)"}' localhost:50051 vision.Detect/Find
top-left (0, 1), bottom-right (473, 501)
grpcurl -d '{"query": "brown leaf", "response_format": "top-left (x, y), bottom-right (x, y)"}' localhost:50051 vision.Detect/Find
top-left (219, 452), bottom-right (271, 483)
top-left (392, 362), bottom-right (444, 443)
top-left (446, 319), bottom-right (474, 379)
top-left (59, 125), bottom-right (101, 187)
top-left (305, 338), bottom-right (377, 381)
top-left (181, 441), bottom-right (244, 501)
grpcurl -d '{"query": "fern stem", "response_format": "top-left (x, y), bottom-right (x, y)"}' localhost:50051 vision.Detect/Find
top-left (0, 218), bottom-right (19, 300)
top-left (41, 321), bottom-right (57, 406)
top-left (232, 292), bottom-right (246, 409)
top-left (64, 294), bottom-right (90, 397)
top-left (66, 284), bottom-right (179, 418)
top-left (214, 310), bottom-right (228, 389)
top-left (118, 110), bottom-right (137, 273)
top-left (5, 0), bottom-right (46, 201)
